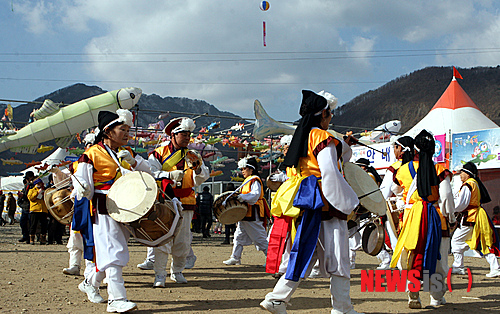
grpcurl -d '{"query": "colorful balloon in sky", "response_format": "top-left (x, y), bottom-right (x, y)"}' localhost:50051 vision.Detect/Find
top-left (260, 1), bottom-right (270, 11)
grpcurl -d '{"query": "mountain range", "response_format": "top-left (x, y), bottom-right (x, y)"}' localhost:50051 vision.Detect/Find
top-left (1, 65), bottom-right (499, 178)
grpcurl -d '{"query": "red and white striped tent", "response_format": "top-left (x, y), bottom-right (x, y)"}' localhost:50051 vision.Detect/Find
top-left (404, 73), bottom-right (498, 141)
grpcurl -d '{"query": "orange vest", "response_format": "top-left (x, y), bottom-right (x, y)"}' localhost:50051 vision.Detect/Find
top-left (82, 143), bottom-right (133, 190)
top-left (240, 176), bottom-right (265, 218)
top-left (298, 128), bottom-right (341, 177)
top-left (298, 128), bottom-right (345, 220)
top-left (153, 144), bottom-right (196, 206)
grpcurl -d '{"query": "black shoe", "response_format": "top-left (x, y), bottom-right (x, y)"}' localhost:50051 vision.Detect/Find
top-left (18, 238), bottom-right (27, 243)
top-left (221, 240), bottom-right (230, 245)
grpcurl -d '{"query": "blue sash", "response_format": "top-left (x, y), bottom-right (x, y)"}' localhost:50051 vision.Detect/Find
top-left (72, 197), bottom-right (94, 260)
top-left (285, 175), bottom-right (323, 281)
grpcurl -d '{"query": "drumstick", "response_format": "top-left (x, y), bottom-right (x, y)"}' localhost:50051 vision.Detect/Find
top-left (344, 136), bottom-right (388, 156)
top-left (348, 217), bottom-right (374, 238)
top-left (58, 164), bottom-right (86, 189)
top-left (357, 188), bottom-right (381, 200)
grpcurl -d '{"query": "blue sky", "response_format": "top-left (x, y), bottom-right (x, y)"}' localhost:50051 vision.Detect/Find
top-left (1, 1), bottom-right (499, 123)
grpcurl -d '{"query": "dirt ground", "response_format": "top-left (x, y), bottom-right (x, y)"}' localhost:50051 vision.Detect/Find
top-left (0, 224), bottom-right (499, 314)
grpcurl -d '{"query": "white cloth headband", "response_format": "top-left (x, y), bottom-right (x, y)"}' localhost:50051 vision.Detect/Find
top-left (395, 139), bottom-right (411, 152)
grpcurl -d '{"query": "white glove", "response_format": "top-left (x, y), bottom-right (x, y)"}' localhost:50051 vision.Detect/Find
top-left (169, 170), bottom-right (184, 182)
top-left (237, 194), bottom-right (245, 203)
top-left (75, 182), bottom-right (92, 199)
top-left (396, 199), bottom-right (405, 211)
top-left (117, 150), bottom-right (136, 167)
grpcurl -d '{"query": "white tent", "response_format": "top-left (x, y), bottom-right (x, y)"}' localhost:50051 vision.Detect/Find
top-left (1, 148), bottom-right (80, 192)
top-left (404, 77), bottom-right (498, 141)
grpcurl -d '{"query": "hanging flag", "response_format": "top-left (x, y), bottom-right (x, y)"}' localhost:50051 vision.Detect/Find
top-left (263, 21), bottom-right (266, 47)
top-left (453, 66), bottom-right (463, 80)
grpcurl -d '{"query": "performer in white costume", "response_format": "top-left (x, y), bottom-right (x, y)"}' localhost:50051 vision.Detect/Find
top-left (61, 132), bottom-right (97, 277)
top-left (223, 156), bottom-right (269, 266)
top-left (261, 90), bottom-right (363, 314)
top-left (72, 109), bottom-right (151, 312)
top-left (147, 117), bottom-right (209, 287)
top-left (451, 162), bottom-right (500, 278)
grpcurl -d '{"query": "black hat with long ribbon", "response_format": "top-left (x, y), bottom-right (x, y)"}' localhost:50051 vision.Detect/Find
top-left (283, 90), bottom-right (328, 168)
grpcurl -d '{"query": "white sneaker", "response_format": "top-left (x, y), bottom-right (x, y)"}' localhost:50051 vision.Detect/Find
top-left (136, 260), bottom-right (154, 270)
top-left (451, 267), bottom-right (466, 275)
top-left (185, 255), bottom-right (197, 269)
top-left (260, 299), bottom-right (287, 314)
top-left (153, 274), bottom-right (166, 288)
top-left (170, 272), bottom-right (187, 284)
top-left (430, 296), bottom-right (446, 306)
top-left (63, 265), bottom-right (80, 275)
top-left (376, 262), bottom-right (391, 270)
top-left (308, 268), bottom-right (322, 278)
top-left (350, 263), bottom-right (356, 269)
top-left (486, 269), bottom-right (500, 278)
top-left (78, 280), bottom-right (105, 304)
top-left (223, 257), bottom-right (241, 265)
top-left (107, 299), bottom-right (137, 313)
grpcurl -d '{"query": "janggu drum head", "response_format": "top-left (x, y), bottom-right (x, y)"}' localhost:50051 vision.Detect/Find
top-left (343, 162), bottom-right (386, 216)
top-left (106, 171), bottom-right (158, 223)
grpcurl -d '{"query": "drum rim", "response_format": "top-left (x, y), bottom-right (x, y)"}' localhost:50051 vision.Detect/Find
top-left (361, 222), bottom-right (385, 256)
top-left (44, 187), bottom-right (73, 225)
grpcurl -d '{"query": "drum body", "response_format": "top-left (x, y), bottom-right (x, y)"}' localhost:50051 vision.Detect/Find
top-left (44, 187), bottom-right (74, 225)
top-left (362, 221), bottom-right (385, 256)
top-left (124, 201), bottom-right (182, 247)
top-left (213, 191), bottom-right (247, 224)
top-left (106, 171), bottom-right (181, 247)
top-left (266, 175), bottom-right (282, 192)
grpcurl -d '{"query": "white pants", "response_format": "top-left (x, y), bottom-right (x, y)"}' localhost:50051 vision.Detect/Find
top-left (88, 265), bottom-right (127, 301)
top-left (146, 246), bottom-right (155, 263)
top-left (440, 237), bottom-right (450, 274)
top-left (67, 230), bottom-right (84, 268)
top-left (230, 220), bottom-right (268, 260)
top-left (68, 227), bottom-right (97, 281)
top-left (377, 249), bottom-right (392, 265)
top-left (265, 249), bottom-right (353, 313)
top-left (349, 230), bottom-right (361, 266)
top-left (451, 225), bottom-right (500, 271)
top-left (90, 213), bottom-right (130, 301)
top-left (265, 217), bottom-right (353, 312)
top-left (154, 210), bottom-right (194, 274)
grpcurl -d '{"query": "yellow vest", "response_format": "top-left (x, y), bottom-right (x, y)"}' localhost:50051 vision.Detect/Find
top-left (153, 144), bottom-right (196, 206)
top-left (462, 178), bottom-right (480, 223)
top-left (83, 143), bottom-right (132, 189)
top-left (395, 161), bottom-right (448, 229)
